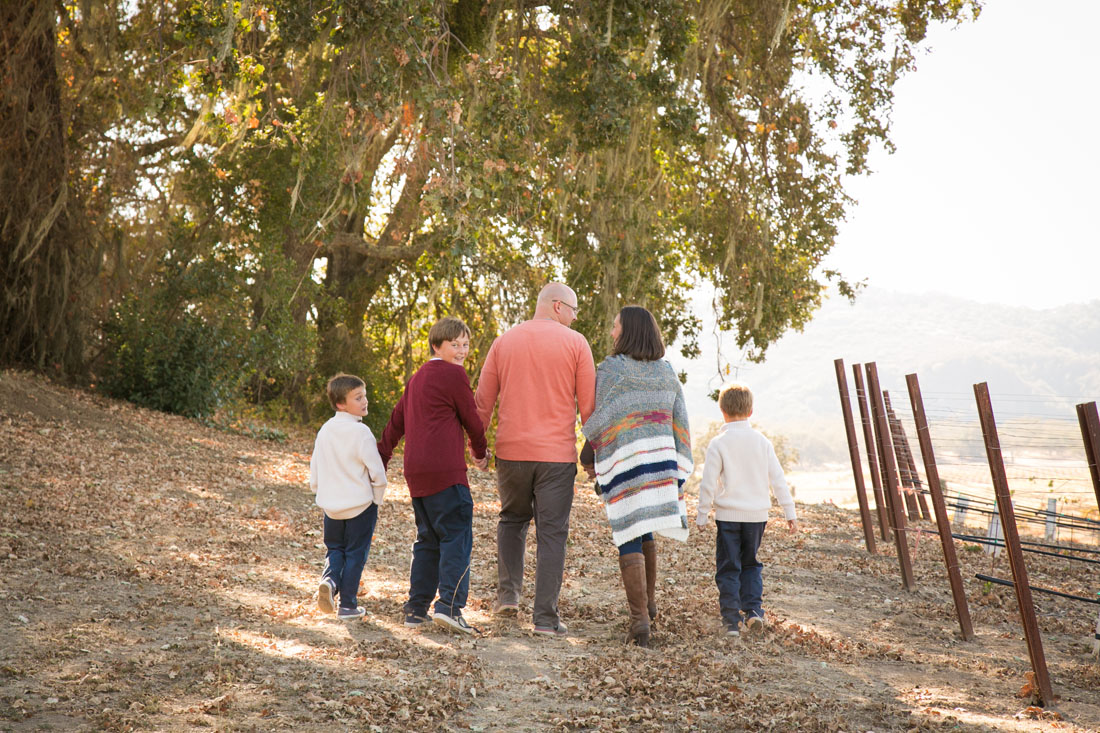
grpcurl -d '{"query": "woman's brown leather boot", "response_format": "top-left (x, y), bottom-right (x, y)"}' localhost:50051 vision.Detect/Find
top-left (619, 553), bottom-right (650, 647)
top-left (642, 539), bottom-right (658, 622)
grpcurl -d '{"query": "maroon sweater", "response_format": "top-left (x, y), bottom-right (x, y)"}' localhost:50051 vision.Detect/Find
top-left (377, 359), bottom-right (488, 498)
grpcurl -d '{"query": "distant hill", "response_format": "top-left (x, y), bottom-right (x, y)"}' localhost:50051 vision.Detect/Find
top-left (667, 288), bottom-right (1100, 466)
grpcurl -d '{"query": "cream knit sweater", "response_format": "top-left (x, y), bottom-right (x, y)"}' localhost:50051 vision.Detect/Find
top-left (310, 412), bottom-right (388, 520)
top-left (696, 420), bottom-right (796, 525)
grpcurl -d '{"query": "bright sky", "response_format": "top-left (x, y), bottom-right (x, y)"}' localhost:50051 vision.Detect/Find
top-left (821, 0), bottom-right (1100, 309)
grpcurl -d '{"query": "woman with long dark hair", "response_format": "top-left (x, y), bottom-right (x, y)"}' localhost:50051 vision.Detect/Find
top-left (581, 305), bottom-right (692, 647)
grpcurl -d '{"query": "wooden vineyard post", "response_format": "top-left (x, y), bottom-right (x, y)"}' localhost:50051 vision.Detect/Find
top-left (866, 363), bottom-right (916, 590)
top-left (854, 365), bottom-right (891, 541)
top-left (834, 359), bottom-right (877, 553)
top-left (884, 392), bottom-right (922, 521)
top-left (1076, 401), bottom-right (1100, 524)
top-left (894, 406), bottom-right (932, 521)
top-left (906, 373), bottom-right (974, 641)
top-left (974, 382), bottom-right (1053, 705)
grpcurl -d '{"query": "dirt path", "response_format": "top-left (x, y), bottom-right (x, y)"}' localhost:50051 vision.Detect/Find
top-left (2, 369), bottom-right (1098, 731)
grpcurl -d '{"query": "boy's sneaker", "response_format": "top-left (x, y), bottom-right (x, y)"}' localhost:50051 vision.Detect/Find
top-left (317, 578), bottom-right (337, 614)
top-left (404, 612), bottom-right (430, 628)
top-left (532, 622), bottom-right (568, 637)
top-left (744, 613), bottom-right (765, 632)
top-left (726, 626), bottom-right (741, 638)
top-left (492, 600), bottom-right (519, 617)
top-left (433, 611), bottom-right (478, 635)
top-left (337, 606), bottom-right (366, 621)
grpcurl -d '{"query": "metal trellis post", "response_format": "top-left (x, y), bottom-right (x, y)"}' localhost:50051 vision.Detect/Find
top-left (974, 382), bottom-right (1053, 706)
top-left (853, 364), bottom-right (891, 541)
top-left (867, 363), bottom-right (916, 590)
top-left (906, 373), bottom-right (975, 641)
top-left (1076, 401), bottom-right (1100, 528)
top-left (835, 359), bottom-right (877, 553)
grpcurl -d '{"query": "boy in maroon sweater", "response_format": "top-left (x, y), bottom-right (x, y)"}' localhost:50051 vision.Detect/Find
top-left (377, 317), bottom-right (488, 634)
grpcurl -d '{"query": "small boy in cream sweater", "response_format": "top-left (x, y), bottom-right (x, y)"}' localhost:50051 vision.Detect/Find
top-left (696, 382), bottom-right (797, 637)
top-left (310, 374), bottom-right (387, 620)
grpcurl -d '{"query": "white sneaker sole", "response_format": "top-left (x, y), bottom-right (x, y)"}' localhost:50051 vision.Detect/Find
top-left (433, 614), bottom-right (475, 634)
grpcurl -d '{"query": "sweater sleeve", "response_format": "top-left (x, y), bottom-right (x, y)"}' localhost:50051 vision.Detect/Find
top-left (580, 363), bottom-right (614, 445)
top-left (672, 381), bottom-right (693, 482)
top-left (376, 391), bottom-right (407, 468)
top-left (474, 342), bottom-right (500, 431)
top-left (696, 439), bottom-right (722, 526)
top-left (309, 442), bottom-right (319, 493)
top-left (455, 369), bottom-right (488, 460)
top-left (767, 441), bottom-right (797, 520)
top-left (575, 340), bottom-right (597, 425)
top-left (359, 426), bottom-right (389, 506)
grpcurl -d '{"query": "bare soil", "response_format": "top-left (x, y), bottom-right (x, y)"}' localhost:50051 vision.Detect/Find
top-left (2, 369), bottom-right (1098, 732)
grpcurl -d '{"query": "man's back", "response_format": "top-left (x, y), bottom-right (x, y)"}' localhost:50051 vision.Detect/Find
top-left (475, 319), bottom-right (596, 462)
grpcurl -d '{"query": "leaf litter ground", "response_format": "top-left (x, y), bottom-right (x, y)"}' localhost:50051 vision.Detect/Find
top-left (1, 370), bottom-right (1099, 732)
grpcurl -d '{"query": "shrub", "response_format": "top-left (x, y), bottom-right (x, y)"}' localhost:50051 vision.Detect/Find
top-left (99, 297), bottom-right (237, 418)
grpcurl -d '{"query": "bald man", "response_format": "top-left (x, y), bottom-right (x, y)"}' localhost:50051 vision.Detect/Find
top-left (475, 283), bottom-right (596, 636)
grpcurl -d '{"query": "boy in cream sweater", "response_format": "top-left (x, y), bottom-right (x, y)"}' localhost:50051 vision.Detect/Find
top-left (310, 374), bottom-right (388, 620)
top-left (696, 382), bottom-right (797, 638)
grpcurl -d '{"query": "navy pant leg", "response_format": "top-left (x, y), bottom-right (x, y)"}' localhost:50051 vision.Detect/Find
top-left (738, 521), bottom-right (767, 617)
top-left (616, 532), bottom-right (653, 556)
top-left (325, 505), bottom-right (378, 610)
top-left (714, 521), bottom-right (745, 629)
top-left (424, 485), bottom-right (474, 617)
top-left (322, 514), bottom-right (347, 594)
top-left (407, 497), bottom-right (441, 616)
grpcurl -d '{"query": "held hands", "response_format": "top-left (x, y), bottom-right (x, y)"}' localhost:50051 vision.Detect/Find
top-left (471, 447), bottom-right (490, 471)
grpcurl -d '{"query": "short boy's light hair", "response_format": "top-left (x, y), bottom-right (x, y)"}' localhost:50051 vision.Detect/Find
top-left (327, 373), bottom-right (366, 410)
top-left (719, 382), bottom-right (753, 418)
top-left (428, 316), bottom-right (471, 354)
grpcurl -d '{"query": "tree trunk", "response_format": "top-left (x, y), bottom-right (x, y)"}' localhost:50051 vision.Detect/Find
top-left (0, 1), bottom-right (91, 373)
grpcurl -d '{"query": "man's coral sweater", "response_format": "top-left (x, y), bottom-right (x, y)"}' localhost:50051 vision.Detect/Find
top-left (475, 319), bottom-right (596, 462)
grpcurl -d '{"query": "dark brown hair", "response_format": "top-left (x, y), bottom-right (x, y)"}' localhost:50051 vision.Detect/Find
top-left (327, 373), bottom-right (366, 410)
top-left (428, 316), bottom-right (471, 354)
top-left (612, 305), bottom-right (665, 361)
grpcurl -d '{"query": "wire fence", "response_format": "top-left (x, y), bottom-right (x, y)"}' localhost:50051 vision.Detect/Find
top-left (853, 381), bottom-right (1099, 545)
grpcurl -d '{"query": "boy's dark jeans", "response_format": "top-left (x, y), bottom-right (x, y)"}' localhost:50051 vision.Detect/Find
top-left (323, 503), bottom-right (378, 610)
top-left (406, 484), bottom-right (474, 618)
top-left (714, 520), bottom-right (767, 629)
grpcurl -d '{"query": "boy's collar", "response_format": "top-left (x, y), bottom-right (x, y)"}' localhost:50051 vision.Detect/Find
top-left (333, 411), bottom-right (362, 422)
top-left (720, 419), bottom-right (752, 431)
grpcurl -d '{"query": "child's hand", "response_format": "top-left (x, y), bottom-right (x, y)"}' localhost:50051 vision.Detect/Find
top-left (695, 515), bottom-right (709, 529)
top-left (470, 446), bottom-right (490, 471)
top-left (787, 519), bottom-right (798, 535)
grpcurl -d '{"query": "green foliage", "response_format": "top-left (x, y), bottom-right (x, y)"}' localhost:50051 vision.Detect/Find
top-left (100, 297), bottom-right (235, 418)
top-left (29, 0), bottom-right (982, 421)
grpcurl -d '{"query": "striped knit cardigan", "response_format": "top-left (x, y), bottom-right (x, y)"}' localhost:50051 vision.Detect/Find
top-left (581, 355), bottom-right (693, 547)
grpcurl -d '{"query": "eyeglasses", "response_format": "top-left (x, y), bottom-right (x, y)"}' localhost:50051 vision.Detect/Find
top-left (552, 299), bottom-right (579, 315)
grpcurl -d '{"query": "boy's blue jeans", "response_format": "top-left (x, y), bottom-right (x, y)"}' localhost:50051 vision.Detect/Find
top-left (406, 484), bottom-right (474, 618)
top-left (714, 520), bottom-right (767, 629)
top-left (322, 503), bottom-right (378, 610)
